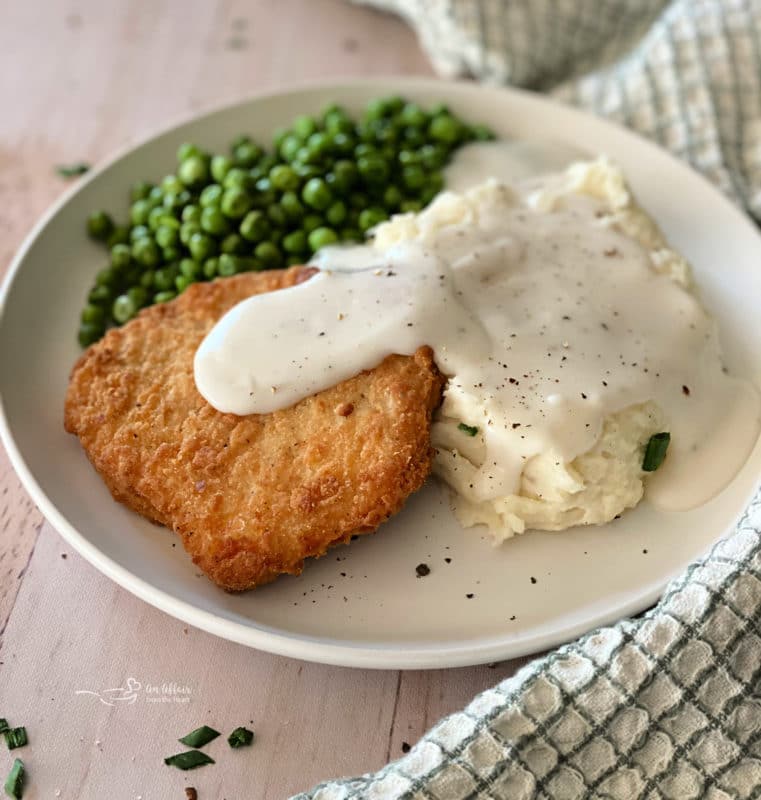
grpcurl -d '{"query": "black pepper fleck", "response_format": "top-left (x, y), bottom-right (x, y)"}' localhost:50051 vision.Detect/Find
top-left (401, 742), bottom-right (411, 753)
top-left (415, 563), bottom-right (430, 577)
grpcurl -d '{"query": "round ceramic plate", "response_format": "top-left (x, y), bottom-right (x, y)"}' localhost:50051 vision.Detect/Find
top-left (2, 79), bottom-right (760, 669)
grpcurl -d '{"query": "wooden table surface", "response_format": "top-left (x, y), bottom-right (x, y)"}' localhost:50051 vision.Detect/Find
top-left (0, 2), bottom-right (531, 797)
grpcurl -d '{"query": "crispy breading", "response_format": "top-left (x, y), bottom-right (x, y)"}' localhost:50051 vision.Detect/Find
top-left (64, 267), bottom-right (445, 591)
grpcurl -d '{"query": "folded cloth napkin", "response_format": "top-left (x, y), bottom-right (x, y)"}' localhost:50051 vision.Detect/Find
top-left (292, 1), bottom-right (761, 797)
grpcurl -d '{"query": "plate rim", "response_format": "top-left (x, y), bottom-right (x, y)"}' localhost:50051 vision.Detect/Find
top-left (2, 76), bottom-right (760, 669)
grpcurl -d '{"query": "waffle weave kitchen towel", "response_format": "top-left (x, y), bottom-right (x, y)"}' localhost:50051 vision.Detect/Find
top-left (293, 1), bottom-right (761, 797)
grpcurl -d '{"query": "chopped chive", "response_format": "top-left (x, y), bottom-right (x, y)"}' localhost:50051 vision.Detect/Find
top-left (55, 162), bottom-right (90, 178)
top-left (4, 758), bottom-right (24, 799)
top-left (164, 751), bottom-right (215, 770)
top-left (457, 423), bottom-right (479, 437)
top-left (642, 432), bottom-right (670, 472)
top-left (227, 726), bottom-right (254, 748)
top-left (178, 725), bottom-right (220, 748)
top-left (0, 720), bottom-right (8, 734)
top-left (4, 728), bottom-right (27, 750)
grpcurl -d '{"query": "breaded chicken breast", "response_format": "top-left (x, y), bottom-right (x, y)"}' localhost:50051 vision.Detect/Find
top-left (64, 267), bottom-right (444, 591)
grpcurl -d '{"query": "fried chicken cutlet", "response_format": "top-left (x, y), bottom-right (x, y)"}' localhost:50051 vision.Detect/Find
top-left (64, 267), bottom-right (445, 591)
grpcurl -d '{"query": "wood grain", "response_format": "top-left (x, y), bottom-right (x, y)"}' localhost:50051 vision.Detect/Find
top-left (0, 0), bottom-right (434, 634)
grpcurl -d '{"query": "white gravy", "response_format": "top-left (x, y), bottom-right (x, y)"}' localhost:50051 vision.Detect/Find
top-left (194, 143), bottom-right (761, 511)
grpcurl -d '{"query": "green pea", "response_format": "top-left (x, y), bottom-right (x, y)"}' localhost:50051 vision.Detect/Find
top-left (178, 155), bottom-right (210, 187)
top-left (221, 187), bottom-right (253, 219)
top-left (419, 144), bottom-right (447, 170)
top-left (279, 134), bottom-right (302, 162)
top-left (325, 200), bottom-right (347, 227)
top-left (254, 241), bottom-right (282, 268)
top-left (399, 102), bottom-right (428, 127)
top-left (293, 115), bottom-right (318, 140)
top-left (149, 185), bottom-right (164, 203)
top-left (293, 162), bottom-right (321, 181)
top-left (303, 214), bottom-right (323, 233)
top-left (130, 181), bottom-right (153, 203)
top-left (182, 204), bottom-right (201, 224)
top-left (88, 285), bottom-right (113, 306)
top-left (282, 229), bottom-right (307, 254)
top-left (155, 224), bottom-right (179, 249)
top-left (302, 177), bottom-right (332, 211)
top-left (203, 258), bottom-right (219, 279)
top-left (200, 184), bottom-right (223, 207)
top-left (131, 237), bottom-right (160, 267)
top-left (177, 142), bottom-right (202, 162)
top-left (127, 286), bottom-right (148, 306)
top-left (78, 321), bottom-right (105, 347)
top-left (154, 266), bottom-right (178, 291)
top-left (330, 160), bottom-right (359, 194)
top-left (220, 233), bottom-right (245, 255)
top-left (402, 164), bottom-right (426, 190)
top-left (218, 254), bottom-right (242, 276)
top-left (106, 225), bottom-right (130, 248)
top-left (140, 270), bottom-right (155, 289)
top-left (81, 304), bottom-right (105, 325)
top-left (307, 131), bottom-right (330, 158)
top-left (200, 206), bottom-right (231, 236)
top-left (233, 141), bottom-right (263, 168)
top-left (239, 210), bottom-right (270, 243)
top-left (163, 190), bottom-right (191, 211)
top-left (267, 204), bottom-right (287, 228)
top-left (331, 132), bottom-right (355, 154)
top-left (112, 293), bottom-right (138, 324)
top-left (251, 190), bottom-right (278, 213)
top-left (308, 226), bottom-right (339, 252)
top-left (340, 227), bottom-right (362, 242)
top-left (296, 145), bottom-right (320, 166)
top-left (359, 207), bottom-right (388, 231)
top-left (269, 164), bottom-right (299, 192)
top-left (470, 124), bottom-right (495, 141)
top-left (179, 258), bottom-right (202, 280)
top-left (382, 185), bottom-right (404, 210)
top-left (162, 245), bottom-right (181, 262)
top-left (210, 154), bottom-right (233, 183)
top-left (324, 112), bottom-right (353, 136)
top-left (95, 267), bottom-right (119, 288)
top-left (223, 168), bottom-right (253, 191)
top-left (87, 211), bottom-right (115, 241)
top-left (354, 142), bottom-right (377, 159)
top-left (110, 243), bottom-right (132, 271)
top-left (400, 199), bottom-right (422, 213)
top-left (154, 291), bottom-right (177, 303)
top-left (161, 174), bottom-right (184, 195)
top-left (189, 232), bottom-right (217, 262)
top-left (429, 114), bottom-right (462, 144)
top-left (398, 149), bottom-right (420, 166)
top-left (403, 127), bottom-right (426, 147)
top-left (175, 275), bottom-right (194, 293)
top-left (180, 221), bottom-right (201, 245)
top-left (147, 205), bottom-right (166, 231)
top-left (286, 254), bottom-right (303, 266)
top-left (280, 191), bottom-right (304, 222)
top-left (129, 200), bottom-right (153, 225)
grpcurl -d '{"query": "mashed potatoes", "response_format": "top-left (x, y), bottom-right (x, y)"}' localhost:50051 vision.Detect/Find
top-left (374, 158), bottom-right (694, 540)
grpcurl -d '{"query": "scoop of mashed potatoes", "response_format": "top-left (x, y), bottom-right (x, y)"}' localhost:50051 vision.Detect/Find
top-left (373, 158), bottom-right (692, 540)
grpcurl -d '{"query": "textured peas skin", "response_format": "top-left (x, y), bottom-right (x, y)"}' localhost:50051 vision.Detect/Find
top-left (78, 96), bottom-right (490, 344)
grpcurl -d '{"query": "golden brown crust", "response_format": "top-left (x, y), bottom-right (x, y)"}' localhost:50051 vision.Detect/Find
top-left (64, 268), bottom-right (444, 591)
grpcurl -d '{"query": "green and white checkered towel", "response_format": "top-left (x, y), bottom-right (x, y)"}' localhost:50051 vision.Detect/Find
top-left (292, 1), bottom-right (761, 797)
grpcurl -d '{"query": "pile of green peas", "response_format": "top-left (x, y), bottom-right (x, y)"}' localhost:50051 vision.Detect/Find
top-left (79, 96), bottom-right (494, 347)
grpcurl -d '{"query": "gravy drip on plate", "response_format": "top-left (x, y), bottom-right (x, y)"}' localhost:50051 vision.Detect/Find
top-left (195, 145), bottom-right (761, 511)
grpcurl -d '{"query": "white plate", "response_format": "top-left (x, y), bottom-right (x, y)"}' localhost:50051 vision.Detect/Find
top-left (2, 79), bottom-right (760, 669)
